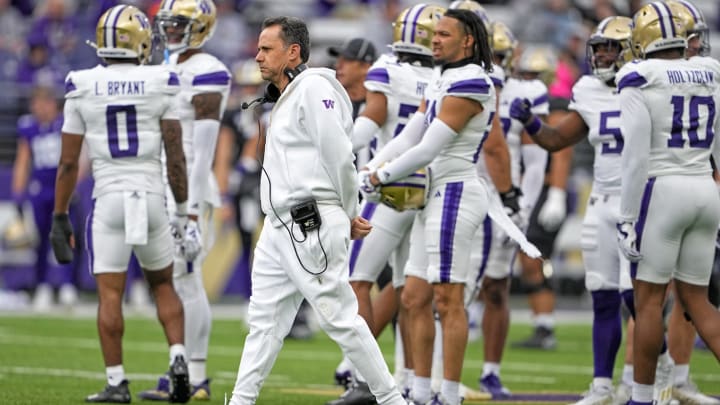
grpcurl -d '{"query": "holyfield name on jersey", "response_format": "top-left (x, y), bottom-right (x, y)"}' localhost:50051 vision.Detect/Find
top-left (94, 80), bottom-right (146, 96)
top-left (666, 69), bottom-right (714, 85)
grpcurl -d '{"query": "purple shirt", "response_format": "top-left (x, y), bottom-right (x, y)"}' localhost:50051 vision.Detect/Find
top-left (17, 114), bottom-right (63, 198)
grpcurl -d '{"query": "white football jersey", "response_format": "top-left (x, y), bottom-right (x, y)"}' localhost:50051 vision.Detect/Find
top-left (570, 75), bottom-right (622, 194)
top-left (364, 54), bottom-right (433, 156)
top-left (62, 64), bottom-right (180, 198)
top-left (617, 57), bottom-right (720, 177)
top-left (424, 63), bottom-right (495, 185)
top-left (167, 52), bottom-right (231, 206)
top-left (476, 77), bottom-right (548, 187)
top-left (487, 63), bottom-right (506, 89)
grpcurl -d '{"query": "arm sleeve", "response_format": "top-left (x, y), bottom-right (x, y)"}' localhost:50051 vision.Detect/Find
top-left (619, 87), bottom-right (651, 221)
top-left (187, 119), bottom-right (220, 215)
top-left (301, 80), bottom-right (359, 219)
top-left (351, 116), bottom-right (380, 153)
top-left (61, 98), bottom-right (85, 135)
top-left (377, 118), bottom-right (456, 184)
top-left (366, 111), bottom-right (426, 170)
top-left (520, 144), bottom-right (548, 210)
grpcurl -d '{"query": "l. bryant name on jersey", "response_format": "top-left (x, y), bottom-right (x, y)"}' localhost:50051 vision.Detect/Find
top-left (666, 69), bottom-right (714, 85)
top-left (95, 80), bottom-right (146, 96)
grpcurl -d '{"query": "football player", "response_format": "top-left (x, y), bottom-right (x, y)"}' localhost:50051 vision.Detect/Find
top-left (50, 5), bottom-right (191, 403)
top-left (617, 2), bottom-right (720, 404)
top-left (509, 16), bottom-right (636, 404)
top-left (139, 0), bottom-right (231, 401)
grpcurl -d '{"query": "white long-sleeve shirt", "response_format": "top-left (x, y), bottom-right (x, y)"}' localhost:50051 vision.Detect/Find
top-left (261, 68), bottom-right (359, 227)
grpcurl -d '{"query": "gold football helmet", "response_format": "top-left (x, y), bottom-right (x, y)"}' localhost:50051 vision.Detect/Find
top-left (379, 170), bottom-right (429, 212)
top-left (95, 5), bottom-right (152, 64)
top-left (587, 16), bottom-right (633, 82)
top-left (666, 0), bottom-right (710, 56)
top-left (448, 0), bottom-right (490, 30)
top-left (392, 4), bottom-right (446, 57)
top-left (631, 1), bottom-right (687, 59)
top-left (516, 46), bottom-right (557, 87)
top-left (489, 21), bottom-right (517, 75)
top-left (156, 0), bottom-right (217, 53)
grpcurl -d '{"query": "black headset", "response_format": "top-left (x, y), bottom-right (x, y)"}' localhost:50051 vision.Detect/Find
top-left (241, 64), bottom-right (307, 109)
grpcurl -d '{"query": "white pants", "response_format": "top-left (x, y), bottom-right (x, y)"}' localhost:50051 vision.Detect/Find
top-left (87, 192), bottom-right (172, 274)
top-left (581, 192), bottom-right (632, 291)
top-left (230, 205), bottom-right (403, 405)
top-left (633, 175), bottom-right (720, 286)
top-left (349, 201), bottom-right (415, 288)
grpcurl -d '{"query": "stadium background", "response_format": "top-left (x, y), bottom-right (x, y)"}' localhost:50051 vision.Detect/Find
top-left (0, 0), bottom-right (719, 305)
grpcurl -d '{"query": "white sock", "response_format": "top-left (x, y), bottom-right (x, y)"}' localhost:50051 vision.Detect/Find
top-left (673, 364), bottom-right (689, 386)
top-left (593, 377), bottom-right (612, 389)
top-left (441, 379), bottom-right (460, 405)
top-left (535, 313), bottom-right (555, 329)
top-left (658, 350), bottom-right (673, 365)
top-left (482, 362), bottom-right (500, 378)
top-left (336, 356), bottom-right (352, 373)
top-left (189, 359), bottom-right (207, 386)
top-left (169, 343), bottom-right (186, 365)
top-left (404, 368), bottom-right (415, 391)
top-left (412, 376), bottom-right (431, 403)
top-left (622, 364), bottom-right (634, 386)
top-left (106, 365), bottom-right (125, 387)
top-left (632, 383), bottom-right (654, 403)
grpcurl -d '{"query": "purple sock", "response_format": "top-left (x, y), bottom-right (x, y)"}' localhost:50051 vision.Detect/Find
top-left (591, 290), bottom-right (622, 378)
top-left (621, 289), bottom-right (635, 318)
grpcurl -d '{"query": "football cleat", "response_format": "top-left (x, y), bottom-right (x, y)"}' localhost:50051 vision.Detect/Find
top-left (672, 379), bottom-right (720, 405)
top-left (654, 357), bottom-right (674, 405)
top-left (137, 374), bottom-right (170, 401)
top-left (169, 355), bottom-right (191, 403)
top-left (512, 326), bottom-right (557, 350)
top-left (86, 380), bottom-right (131, 403)
top-left (325, 381), bottom-right (376, 405)
top-left (334, 370), bottom-right (354, 389)
top-left (571, 382), bottom-right (614, 405)
top-left (615, 382), bottom-right (632, 405)
top-left (479, 373), bottom-right (511, 399)
top-left (191, 379), bottom-right (211, 401)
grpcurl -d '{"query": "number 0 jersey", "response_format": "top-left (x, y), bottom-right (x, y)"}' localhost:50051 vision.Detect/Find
top-left (569, 75), bottom-right (622, 194)
top-left (364, 54), bottom-right (433, 155)
top-left (62, 64), bottom-right (180, 198)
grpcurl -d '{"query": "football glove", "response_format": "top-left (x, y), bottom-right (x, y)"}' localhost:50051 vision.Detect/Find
top-left (538, 187), bottom-right (567, 231)
top-left (509, 98), bottom-right (533, 124)
top-left (358, 170), bottom-right (381, 202)
top-left (169, 213), bottom-right (188, 255)
top-left (499, 186), bottom-right (523, 225)
top-left (182, 219), bottom-right (202, 262)
top-left (50, 213), bottom-right (74, 264)
top-left (617, 221), bottom-right (642, 262)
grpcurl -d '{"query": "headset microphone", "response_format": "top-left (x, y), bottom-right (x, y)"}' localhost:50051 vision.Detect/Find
top-left (241, 96), bottom-right (266, 110)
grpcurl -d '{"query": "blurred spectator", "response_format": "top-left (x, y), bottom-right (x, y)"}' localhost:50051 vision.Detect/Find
top-left (11, 0), bottom-right (33, 16)
top-left (513, 0), bottom-right (584, 50)
top-left (0, 0), bottom-right (28, 58)
top-left (29, 0), bottom-right (81, 66)
top-left (15, 32), bottom-right (68, 102)
top-left (204, 0), bottom-right (252, 66)
top-left (327, 37), bottom-right (377, 118)
top-left (11, 86), bottom-right (77, 311)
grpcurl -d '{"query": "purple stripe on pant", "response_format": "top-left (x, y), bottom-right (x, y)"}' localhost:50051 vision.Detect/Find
top-left (84, 199), bottom-right (96, 275)
top-left (440, 182), bottom-right (463, 283)
top-left (349, 202), bottom-right (378, 275)
top-left (475, 215), bottom-right (492, 283)
top-left (630, 177), bottom-right (656, 279)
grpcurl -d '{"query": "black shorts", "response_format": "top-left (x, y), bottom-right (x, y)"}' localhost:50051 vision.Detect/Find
top-left (526, 185), bottom-right (563, 258)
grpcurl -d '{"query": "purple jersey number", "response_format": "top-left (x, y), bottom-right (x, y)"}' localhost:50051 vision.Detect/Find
top-left (599, 111), bottom-right (623, 154)
top-left (668, 95), bottom-right (716, 148)
top-left (107, 105), bottom-right (139, 158)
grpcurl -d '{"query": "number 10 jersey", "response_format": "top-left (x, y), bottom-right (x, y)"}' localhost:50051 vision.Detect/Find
top-left (62, 63), bottom-right (180, 198)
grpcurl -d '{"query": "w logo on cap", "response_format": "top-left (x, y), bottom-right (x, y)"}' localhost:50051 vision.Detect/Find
top-left (322, 99), bottom-right (335, 109)
top-left (199, 0), bottom-right (211, 14)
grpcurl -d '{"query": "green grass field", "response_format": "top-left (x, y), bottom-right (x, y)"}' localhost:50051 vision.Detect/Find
top-left (0, 313), bottom-right (717, 404)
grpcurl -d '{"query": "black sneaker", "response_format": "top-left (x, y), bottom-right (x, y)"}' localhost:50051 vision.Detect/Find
top-left (511, 326), bottom-right (557, 350)
top-left (86, 380), bottom-right (131, 403)
top-left (168, 356), bottom-right (191, 403)
top-left (325, 381), bottom-right (377, 405)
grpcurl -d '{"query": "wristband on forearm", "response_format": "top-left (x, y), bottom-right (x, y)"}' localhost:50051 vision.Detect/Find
top-left (524, 116), bottom-right (542, 136)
